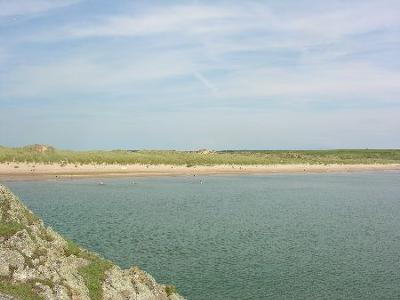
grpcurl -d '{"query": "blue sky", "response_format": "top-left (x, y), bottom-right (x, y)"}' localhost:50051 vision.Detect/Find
top-left (0, 0), bottom-right (399, 150)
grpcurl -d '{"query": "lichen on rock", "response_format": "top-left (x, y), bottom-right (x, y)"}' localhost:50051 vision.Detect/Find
top-left (0, 185), bottom-right (184, 300)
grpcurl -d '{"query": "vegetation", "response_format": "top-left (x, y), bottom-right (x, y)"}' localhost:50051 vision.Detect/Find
top-left (38, 229), bottom-right (55, 243)
top-left (31, 247), bottom-right (48, 261)
top-left (0, 187), bottom-right (112, 300)
top-left (0, 228), bottom-right (112, 300)
top-left (165, 284), bottom-right (177, 296)
top-left (24, 210), bottom-right (41, 226)
top-left (64, 238), bottom-right (82, 257)
top-left (0, 189), bottom-right (40, 227)
top-left (63, 238), bottom-right (112, 300)
top-left (0, 221), bottom-right (24, 238)
top-left (0, 145), bottom-right (399, 166)
top-left (0, 280), bottom-right (43, 300)
top-left (78, 251), bottom-right (113, 300)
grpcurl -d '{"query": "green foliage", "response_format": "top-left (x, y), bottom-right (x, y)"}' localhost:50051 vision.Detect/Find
top-left (31, 247), bottom-right (48, 260)
top-left (0, 186), bottom-right (115, 300)
top-left (34, 279), bottom-right (54, 290)
top-left (165, 284), bottom-right (177, 296)
top-left (0, 189), bottom-right (39, 226)
top-left (64, 239), bottom-right (81, 257)
top-left (64, 234), bottom-right (112, 300)
top-left (0, 280), bottom-right (43, 300)
top-left (64, 238), bottom-right (112, 299)
top-left (62, 236), bottom-right (112, 300)
top-left (0, 221), bottom-right (24, 238)
top-left (78, 252), bottom-right (112, 300)
top-left (0, 194), bottom-right (12, 220)
top-left (21, 252), bottom-right (35, 269)
top-left (0, 145), bottom-right (399, 166)
top-left (23, 210), bottom-right (41, 226)
top-left (39, 229), bottom-right (55, 242)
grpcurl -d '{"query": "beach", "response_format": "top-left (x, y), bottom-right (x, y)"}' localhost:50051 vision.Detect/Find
top-left (1, 162), bottom-right (399, 181)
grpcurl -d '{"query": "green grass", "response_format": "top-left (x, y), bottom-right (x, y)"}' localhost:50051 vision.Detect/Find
top-left (64, 239), bottom-right (82, 257)
top-left (165, 285), bottom-right (177, 296)
top-left (0, 145), bottom-right (399, 166)
top-left (38, 229), bottom-right (55, 242)
top-left (0, 188), bottom-right (40, 226)
top-left (23, 210), bottom-right (41, 226)
top-left (0, 186), bottom-right (114, 300)
top-left (77, 252), bottom-right (112, 300)
top-left (64, 238), bottom-right (113, 299)
top-left (0, 225), bottom-right (112, 300)
top-left (0, 221), bottom-right (24, 238)
top-left (0, 280), bottom-right (43, 300)
top-left (31, 247), bottom-right (48, 261)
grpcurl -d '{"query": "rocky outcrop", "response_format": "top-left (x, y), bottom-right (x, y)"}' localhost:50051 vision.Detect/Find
top-left (0, 185), bottom-right (184, 300)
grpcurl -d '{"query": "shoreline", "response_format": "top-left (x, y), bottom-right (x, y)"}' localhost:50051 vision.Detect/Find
top-left (0, 162), bottom-right (399, 181)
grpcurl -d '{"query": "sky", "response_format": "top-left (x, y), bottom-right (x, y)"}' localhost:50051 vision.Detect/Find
top-left (0, 0), bottom-right (399, 150)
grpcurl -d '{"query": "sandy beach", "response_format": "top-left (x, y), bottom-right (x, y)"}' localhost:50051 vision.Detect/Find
top-left (1, 162), bottom-right (399, 181)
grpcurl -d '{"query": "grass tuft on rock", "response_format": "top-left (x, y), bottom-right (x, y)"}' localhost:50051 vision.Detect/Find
top-left (165, 284), bottom-right (177, 296)
top-left (64, 238), bottom-right (113, 300)
top-left (78, 252), bottom-right (112, 300)
top-left (0, 221), bottom-right (24, 238)
top-left (23, 210), bottom-right (41, 226)
top-left (0, 280), bottom-right (43, 300)
top-left (64, 239), bottom-right (81, 257)
top-left (31, 247), bottom-right (48, 260)
top-left (39, 229), bottom-right (55, 242)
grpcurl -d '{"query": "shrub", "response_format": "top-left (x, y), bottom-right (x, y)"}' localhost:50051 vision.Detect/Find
top-left (64, 239), bottom-right (81, 257)
top-left (0, 222), bottom-right (24, 238)
top-left (31, 247), bottom-right (48, 260)
top-left (165, 285), bottom-right (177, 296)
top-left (39, 229), bottom-right (55, 242)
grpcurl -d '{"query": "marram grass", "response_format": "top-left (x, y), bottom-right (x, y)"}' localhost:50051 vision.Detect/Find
top-left (0, 145), bottom-right (399, 166)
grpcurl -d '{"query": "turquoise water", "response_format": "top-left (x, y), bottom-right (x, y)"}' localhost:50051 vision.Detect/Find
top-left (4, 172), bottom-right (400, 299)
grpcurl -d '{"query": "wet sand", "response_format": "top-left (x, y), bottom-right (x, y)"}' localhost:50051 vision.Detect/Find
top-left (0, 162), bottom-right (399, 181)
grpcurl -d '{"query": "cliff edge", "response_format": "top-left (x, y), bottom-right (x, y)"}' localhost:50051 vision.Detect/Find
top-left (0, 185), bottom-right (184, 300)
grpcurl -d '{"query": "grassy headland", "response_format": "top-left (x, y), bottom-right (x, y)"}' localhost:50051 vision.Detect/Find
top-left (1, 145), bottom-right (399, 166)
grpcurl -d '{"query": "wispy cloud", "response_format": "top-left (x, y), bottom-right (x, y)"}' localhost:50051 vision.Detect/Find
top-left (278, 1), bottom-right (400, 38)
top-left (0, 51), bottom-right (197, 98)
top-left (1, 0), bottom-right (399, 148)
top-left (215, 62), bottom-right (400, 101)
top-left (63, 4), bottom-right (238, 38)
top-left (36, 1), bottom-right (400, 44)
top-left (0, 47), bottom-right (6, 65)
top-left (0, 0), bottom-right (79, 18)
top-left (3, 55), bottom-right (398, 104)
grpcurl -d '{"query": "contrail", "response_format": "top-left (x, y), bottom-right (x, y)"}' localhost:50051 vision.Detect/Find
top-left (193, 71), bottom-right (218, 92)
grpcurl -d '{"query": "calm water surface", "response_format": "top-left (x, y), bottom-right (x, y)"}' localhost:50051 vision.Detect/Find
top-left (4, 172), bottom-right (400, 299)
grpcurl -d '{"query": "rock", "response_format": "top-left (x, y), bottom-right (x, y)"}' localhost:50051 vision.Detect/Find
top-left (0, 292), bottom-right (19, 300)
top-left (0, 185), bottom-right (185, 300)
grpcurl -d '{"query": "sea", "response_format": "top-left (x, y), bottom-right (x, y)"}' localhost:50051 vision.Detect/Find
top-left (4, 171), bottom-right (400, 299)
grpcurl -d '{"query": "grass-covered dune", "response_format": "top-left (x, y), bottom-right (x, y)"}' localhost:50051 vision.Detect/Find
top-left (1, 145), bottom-right (400, 166)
